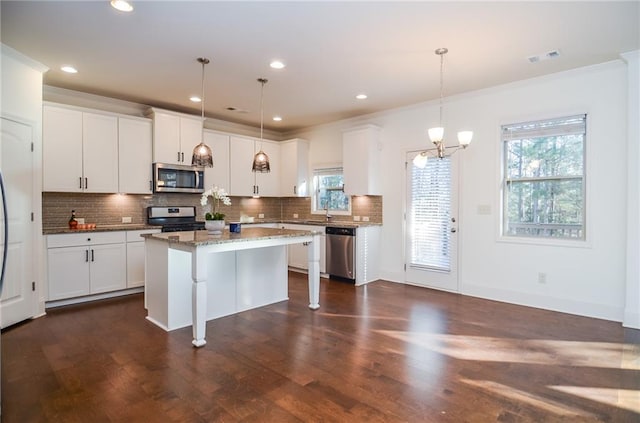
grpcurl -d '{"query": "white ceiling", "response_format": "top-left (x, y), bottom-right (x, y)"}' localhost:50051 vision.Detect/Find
top-left (1, 1), bottom-right (638, 133)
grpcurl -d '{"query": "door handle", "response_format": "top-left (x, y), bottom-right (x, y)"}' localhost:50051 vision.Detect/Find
top-left (91, 249), bottom-right (95, 262)
top-left (85, 249), bottom-right (89, 262)
top-left (79, 177), bottom-right (83, 189)
top-left (181, 152), bottom-right (184, 162)
top-left (451, 228), bottom-right (457, 233)
top-left (85, 177), bottom-right (88, 190)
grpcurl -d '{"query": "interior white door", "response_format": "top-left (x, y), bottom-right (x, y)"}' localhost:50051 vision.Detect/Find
top-left (0, 118), bottom-right (35, 328)
top-left (405, 150), bottom-right (459, 292)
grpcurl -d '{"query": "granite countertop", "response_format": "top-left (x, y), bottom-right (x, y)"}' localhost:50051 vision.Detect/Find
top-left (43, 219), bottom-right (382, 235)
top-left (43, 224), bottom-right (161, 235)
top-left (248, 219), bottom-right (382, 228)
top-left (142, 227), bottom-right (321, 247)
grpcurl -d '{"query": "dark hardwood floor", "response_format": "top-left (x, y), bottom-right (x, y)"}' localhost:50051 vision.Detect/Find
top-left (2, 273), bottom-right (639, 422)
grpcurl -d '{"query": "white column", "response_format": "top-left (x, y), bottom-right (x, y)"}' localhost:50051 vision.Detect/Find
top-left (622, 50), bottom-right (640, 329)
top-left (307, 233), bottom-right (321, 309)
top-left (191, 248), bottom-right (208, 346)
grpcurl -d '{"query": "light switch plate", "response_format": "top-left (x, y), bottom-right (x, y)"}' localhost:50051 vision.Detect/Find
top-left (362, 216), bottom-right (369, 222)
top-left (122, 216), bottom-right (132, 223)
top-left (258, 213), bottom-right (265, 219)
top-left (76, 217), bottom-right (85, 224)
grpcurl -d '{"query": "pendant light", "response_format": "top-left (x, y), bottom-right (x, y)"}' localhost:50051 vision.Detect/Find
top-left (252, 78), bottom-right (271, 173)
top-left (191, 57), bottom-right (214, 167)
top-left (413, 48), bottom-right (472, 168)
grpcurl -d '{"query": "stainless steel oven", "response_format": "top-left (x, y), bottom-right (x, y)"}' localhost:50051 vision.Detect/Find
top-left (153, 163), bottom-right (204, 193)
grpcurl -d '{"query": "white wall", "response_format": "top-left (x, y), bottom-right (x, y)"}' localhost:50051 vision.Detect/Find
top-left (1, 45), bottom-right (48, 317)
top-left (294, 59), bottom-right (631, 322)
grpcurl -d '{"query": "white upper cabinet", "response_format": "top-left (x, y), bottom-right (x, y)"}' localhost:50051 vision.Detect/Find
top-left (82, 112), bottom-right (119, 193)
top-left (229, 135), bottom-right (255, 197)
top-left (203, 130), bottom-right (230, 191)
top-left (118, 116), bottom-right (153, 194)
top-left (149, 108), bottom-right (202, 165)
top-left (43, 104), bottom-right (118, 193)
top-left (43, 105), bottom-right (83, 192)
top-left (256, 140), bottom-right (280, 197)
top-left (279, 138), bottom-right (309, 197)
top-left (229, 136), bottom-right (280, 197)
top-left (342, 125), bottom-right (382, 195)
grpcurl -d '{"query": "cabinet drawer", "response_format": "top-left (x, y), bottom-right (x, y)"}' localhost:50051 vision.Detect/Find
top-left (126, 229), bottom-right (161, 242)
top-left (47, 231), bottom-right (126, 248)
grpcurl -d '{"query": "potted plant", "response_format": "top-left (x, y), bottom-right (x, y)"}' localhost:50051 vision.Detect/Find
top-left (200, 186), bottom-right (231, 234)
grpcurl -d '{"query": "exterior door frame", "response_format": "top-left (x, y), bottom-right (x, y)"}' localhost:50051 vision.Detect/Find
top-left (403, 148), bottom-right (460, 293)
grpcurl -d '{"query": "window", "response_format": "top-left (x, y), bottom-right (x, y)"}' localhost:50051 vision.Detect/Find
top-left (502, 114), bottom-right (586, 240)
top-left (312, 167), bottom-right (350, 214)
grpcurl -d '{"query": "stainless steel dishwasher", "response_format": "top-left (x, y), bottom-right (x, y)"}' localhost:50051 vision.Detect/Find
top-left (325, 226), bottom-right (356, 282)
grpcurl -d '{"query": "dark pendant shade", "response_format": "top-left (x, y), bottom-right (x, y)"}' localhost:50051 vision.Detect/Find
top-left (252, 150), bottom-right (270, 173)
top-left (192, 141), bottom-right (213, 167)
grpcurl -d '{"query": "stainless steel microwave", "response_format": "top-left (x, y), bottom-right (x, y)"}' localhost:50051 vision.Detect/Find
top-left (153, 163), bottom-right (204, 193)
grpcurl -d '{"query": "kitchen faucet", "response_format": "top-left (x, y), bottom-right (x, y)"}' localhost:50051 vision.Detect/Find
top-left (325, 206), bottom-right (333, 222)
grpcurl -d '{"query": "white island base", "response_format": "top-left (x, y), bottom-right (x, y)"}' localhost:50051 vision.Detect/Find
top-left (143, 228), bottom-right (320, 347)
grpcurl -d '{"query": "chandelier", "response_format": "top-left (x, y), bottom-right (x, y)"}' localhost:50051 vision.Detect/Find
top-left (413, 48), bottom-right (472, 168)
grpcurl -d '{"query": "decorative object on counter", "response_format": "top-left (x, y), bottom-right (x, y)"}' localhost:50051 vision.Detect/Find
top-left (252, 78), bottom-right (271, 173)
top-left (201, 186), bottom-right (231, 234)
top-left (413, 48), bottom-right (473, 168)
top-left (68, 210), bottom-right (78, 229)
top-left (229, 222), bottom-right (241, 233)
top-left (191, 57), bottom-right (214, 168)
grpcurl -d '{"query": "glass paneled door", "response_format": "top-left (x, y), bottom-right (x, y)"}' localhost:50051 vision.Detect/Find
top-left (405, 150), bottom-right (459, 292)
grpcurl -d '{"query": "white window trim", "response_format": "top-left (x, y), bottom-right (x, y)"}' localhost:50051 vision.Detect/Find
top-left (310, 164), bottom-right (352, 216)
top-left (496, 113), bottom-right (592, 248)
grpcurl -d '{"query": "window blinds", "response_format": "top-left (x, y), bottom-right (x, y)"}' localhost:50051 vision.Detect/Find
top-left (409, 157), bottom-right (452, 272)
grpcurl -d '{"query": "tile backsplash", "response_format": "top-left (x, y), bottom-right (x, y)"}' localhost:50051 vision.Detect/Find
top-left (42, 193), bottom-right (382, 230)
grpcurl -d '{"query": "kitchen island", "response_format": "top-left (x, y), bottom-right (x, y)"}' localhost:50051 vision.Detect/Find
top-left (143, 227), bottom-right (321, 347)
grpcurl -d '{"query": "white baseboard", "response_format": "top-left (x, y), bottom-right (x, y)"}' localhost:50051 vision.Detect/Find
top-left (462, 282), bottom-right (624, 323)
top-left (623, 309), bottom-right (640, 329)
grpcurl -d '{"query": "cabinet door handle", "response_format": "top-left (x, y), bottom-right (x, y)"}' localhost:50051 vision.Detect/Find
top-left (177, 151), bottom-right (181, 162)
top-left (85, 250), bottom-right (89, 262)
top-left (293, 185), bottom-right (297, 195)
top-left (91, 249), bottom-right (95, 262)
top-left (149, 180), bottom-right (153, 192)
top-left (85, 177), bottom-right (88, 190)
top-left (181, 152), bottom-right (184, 162)
top-left (79, 177), bottom-right (83, 189)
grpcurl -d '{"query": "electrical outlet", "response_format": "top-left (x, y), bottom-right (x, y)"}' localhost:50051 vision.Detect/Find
top-left (353, 215), bottom-right (361, 221)
top-left (293, 213), bottom-right (299, 219)
top-left (258, 213), bottom-right (264, 219)
top-left (76, 217), bottom-right (85, 224)
top-left (362, 216), bottom-right (370, 222)
top-left (538, 272), bottom-right (547, 284)
top-left (122, 216), bottom-right (132, 223)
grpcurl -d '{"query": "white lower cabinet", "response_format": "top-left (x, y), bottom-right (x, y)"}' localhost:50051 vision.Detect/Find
top-left (281, 224), bottom-right (326, 274)
top-left (47, 231), bottom-right (127, 301)
top-left (126, 229), bottom-right (161, 288)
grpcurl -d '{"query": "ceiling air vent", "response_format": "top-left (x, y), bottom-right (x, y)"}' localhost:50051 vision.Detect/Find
top-left (527, 49), bottom-right (561, 64)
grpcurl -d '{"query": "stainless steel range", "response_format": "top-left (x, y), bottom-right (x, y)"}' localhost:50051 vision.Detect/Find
top-left (147, 206), bottom-right (205, 232)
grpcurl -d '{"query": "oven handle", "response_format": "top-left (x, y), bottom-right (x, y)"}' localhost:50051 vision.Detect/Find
top-left (195, 170), bottom-right (200, 189)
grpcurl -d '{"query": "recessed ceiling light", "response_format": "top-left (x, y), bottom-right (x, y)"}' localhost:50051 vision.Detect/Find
top-left (61, 65), bottom-right (78, 74)
top-left (270, 60), bottom-right (285, 69)
top-left (356, 94), bottom-right (367, 100)
top-left (111, 0), bottom-right (133, 12)
top-left (272, 116), bottom-right (282, 122)
top-left (190, 96), bottom-right (201, 103)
